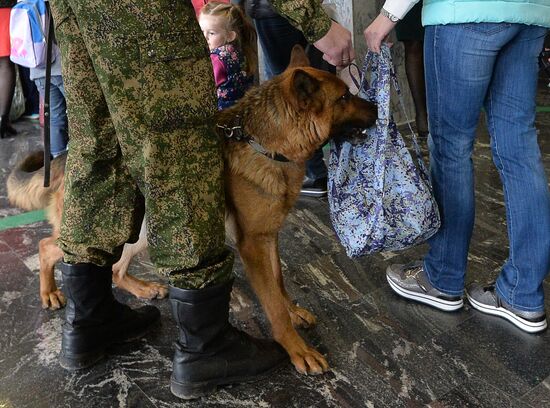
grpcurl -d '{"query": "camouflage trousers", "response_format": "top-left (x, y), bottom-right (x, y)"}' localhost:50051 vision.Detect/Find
top-left (50, 0), bottom-right (233, 289)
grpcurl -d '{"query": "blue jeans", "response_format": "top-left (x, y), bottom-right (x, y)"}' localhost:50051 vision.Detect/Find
top-left (423, 23), bottom-right (550, 312)
top-left (35, 75), bottom-right (68, 157)
top-left (254, 16), bottom-right (328, 181)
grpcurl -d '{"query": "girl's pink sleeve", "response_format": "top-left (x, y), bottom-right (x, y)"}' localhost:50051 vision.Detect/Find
top-left (210, 54), bottom-right (227, 87)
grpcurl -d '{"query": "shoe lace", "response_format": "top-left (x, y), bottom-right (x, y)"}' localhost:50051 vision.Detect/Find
top-left (483, 282), bottom-right (496, 292)
top-left (404, 266), bottom-right (423, 280)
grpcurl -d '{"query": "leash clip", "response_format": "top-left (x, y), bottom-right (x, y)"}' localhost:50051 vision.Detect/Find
top-left (216, 124), bottom-right (245, 140)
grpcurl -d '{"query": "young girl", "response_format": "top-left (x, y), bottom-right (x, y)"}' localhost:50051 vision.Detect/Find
top-left (199, 2), bottom-right (257, 110)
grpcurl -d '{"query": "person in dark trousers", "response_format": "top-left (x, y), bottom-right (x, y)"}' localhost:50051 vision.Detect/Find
top-left (238, 0), bottom-right (334, 197)
top-left (395, 0), bottom-right (428, 136)
top-left (18, 66), bottom-right (40, 119)
top-left (0, 0), bottom-right (18, 138)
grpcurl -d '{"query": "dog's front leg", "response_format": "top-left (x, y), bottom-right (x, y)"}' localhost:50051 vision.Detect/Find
top-left (268, 235), bottom-right (316, 329)
top-left (238, 235), bottom-right (329, 375)
top-left (112, 219), bottom-right (168, 299)
top-left (38, 236), bottom-right (65, 309)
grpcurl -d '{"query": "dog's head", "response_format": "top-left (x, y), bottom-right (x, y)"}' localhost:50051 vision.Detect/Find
top-left (273, 46), bottom-right (377, 161)
top-left (220, 45), bottom-right (377, 162)
top-left (283, 45), bottom-right (377, 140)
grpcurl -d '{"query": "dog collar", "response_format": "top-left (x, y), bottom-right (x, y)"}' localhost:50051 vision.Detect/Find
top-left (217, 117), bottom-right (290, 163)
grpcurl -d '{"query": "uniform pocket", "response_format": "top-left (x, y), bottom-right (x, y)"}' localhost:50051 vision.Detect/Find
top-left (138, 30), bottom-right (217, 131)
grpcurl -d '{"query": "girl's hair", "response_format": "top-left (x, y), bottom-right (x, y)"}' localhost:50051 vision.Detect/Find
top-left (200, 1), bottom-right (257, 76)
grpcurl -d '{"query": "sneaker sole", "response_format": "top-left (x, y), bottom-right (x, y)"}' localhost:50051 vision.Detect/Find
top-left (386, 275), bottom-right (463, 312)
top-left (466, 291), bottom-right (547, 333)
top-left (300, 190), bottom-right (327, 198)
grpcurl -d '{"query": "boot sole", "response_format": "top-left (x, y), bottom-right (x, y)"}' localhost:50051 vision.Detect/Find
top-left (59, 318), bottom-right (160, 370)
top-left (170, 359), bottom-right (287, 400)
top-left (59, 349), bottom-right (106, 371)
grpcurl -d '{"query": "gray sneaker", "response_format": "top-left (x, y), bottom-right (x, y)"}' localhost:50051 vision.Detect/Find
top-left (466, 282), bottom-right (547, 333)
top-left (386, 262), bottom-right (464, 311)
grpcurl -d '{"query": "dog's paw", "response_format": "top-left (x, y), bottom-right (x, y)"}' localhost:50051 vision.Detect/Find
top-left (114, 273), bottom-right (168, 300)
top-left (130, 281), bottom-right (168, 300)
top-left (146, 282), bottom-right (169, 299)
top-left (41, 290), bottom-right (66, 310)
top-left (289, 345), bottom-right (329, 376)
top-left (288, 304), bottom-right (317, 329)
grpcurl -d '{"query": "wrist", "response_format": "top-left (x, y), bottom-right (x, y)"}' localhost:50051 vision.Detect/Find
top-left (380, 7), bottom-right (400, 23)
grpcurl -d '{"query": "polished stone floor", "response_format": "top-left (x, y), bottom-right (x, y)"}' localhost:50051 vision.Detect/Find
top-left (0, 78), bottom-right (549, 408)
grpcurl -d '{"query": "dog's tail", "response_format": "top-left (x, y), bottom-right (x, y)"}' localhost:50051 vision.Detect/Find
top-left (7, 151), bottom-right (66, 211)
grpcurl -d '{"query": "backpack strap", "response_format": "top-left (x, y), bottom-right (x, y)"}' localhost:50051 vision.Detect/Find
top-left (43, 2), bottom-right (53, 187)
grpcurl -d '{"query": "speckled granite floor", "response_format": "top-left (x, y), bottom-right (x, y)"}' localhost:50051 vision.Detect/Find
top-left (0, 77), bottom-right (549, 408)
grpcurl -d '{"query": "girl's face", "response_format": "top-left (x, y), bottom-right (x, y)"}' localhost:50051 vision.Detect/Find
top-left (199, 14), bottom-right (236, 51)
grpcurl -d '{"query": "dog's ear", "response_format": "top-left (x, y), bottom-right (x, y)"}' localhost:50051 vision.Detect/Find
top-left (287, 44), bottom-right (310, 68)
top-left (290, 69), bottom-right (321, 110)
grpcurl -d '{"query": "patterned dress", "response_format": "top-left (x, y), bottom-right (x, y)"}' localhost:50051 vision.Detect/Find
top-left (210, 44), bottom-right (253, 110)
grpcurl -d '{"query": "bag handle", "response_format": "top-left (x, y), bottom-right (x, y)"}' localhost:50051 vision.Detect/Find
top-left (352, 45), bottom-right (430, 180)
top-left (381, 48), bottom-right (430, 178)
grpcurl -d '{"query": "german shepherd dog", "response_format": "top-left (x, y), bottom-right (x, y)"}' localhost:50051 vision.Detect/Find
top-left (7, 46), bottom-right (377, 375)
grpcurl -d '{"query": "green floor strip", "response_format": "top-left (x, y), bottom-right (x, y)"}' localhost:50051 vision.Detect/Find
top-left (0, 210), bottom-right (46, 232)
top-left (537, 106), bottom-right (550, 112)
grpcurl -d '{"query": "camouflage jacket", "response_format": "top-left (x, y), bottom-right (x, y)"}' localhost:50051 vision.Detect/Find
top-left (270, 0), bottom-right (331, 43)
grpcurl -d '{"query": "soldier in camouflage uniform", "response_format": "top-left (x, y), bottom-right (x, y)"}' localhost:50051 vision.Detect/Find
top-left (50, 0), bottom-right (352, 399)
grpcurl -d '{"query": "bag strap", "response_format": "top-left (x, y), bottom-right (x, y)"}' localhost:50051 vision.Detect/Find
top-left (361, 45), bottom-right (430, 179)
top-left (383, 49), bottom-right (430, 177)
top-left (345, 62), bottom-right (362, 94)
top-left (43, 2), bottom-right (53, 187)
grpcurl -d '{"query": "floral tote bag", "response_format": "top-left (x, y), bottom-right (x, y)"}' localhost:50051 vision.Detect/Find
top-left (328, 45), bottom-right (440, 257)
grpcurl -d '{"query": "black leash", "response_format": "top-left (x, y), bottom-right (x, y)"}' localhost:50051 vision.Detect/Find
top-left (43, 2), bottom-right (53, 187)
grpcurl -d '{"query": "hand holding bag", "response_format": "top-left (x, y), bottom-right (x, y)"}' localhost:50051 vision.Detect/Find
top-left (328, 45), bottom-right (440, 257)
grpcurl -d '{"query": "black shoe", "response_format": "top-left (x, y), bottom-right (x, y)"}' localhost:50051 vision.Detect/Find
top-left (300, 176), bottom-right (327, 197)
top-left (59, 262), bottom-right (160, 370)
top-left (169, 279), bottom-right (288, 400)
top-left (0, 115), bottom-right (17, 139)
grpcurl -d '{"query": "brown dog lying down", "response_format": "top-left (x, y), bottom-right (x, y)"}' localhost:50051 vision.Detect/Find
top-left (7, 45), bottom-right (377, 375)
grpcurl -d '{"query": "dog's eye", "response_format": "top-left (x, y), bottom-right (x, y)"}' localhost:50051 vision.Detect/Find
top-left (340, 90), bottom-right (352, 101)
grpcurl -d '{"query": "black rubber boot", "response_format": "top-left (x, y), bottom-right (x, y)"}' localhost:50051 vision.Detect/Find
top-left (59, 262), bottom-right (161, 370)
top-left (169, 279), bottom-right (288, 399)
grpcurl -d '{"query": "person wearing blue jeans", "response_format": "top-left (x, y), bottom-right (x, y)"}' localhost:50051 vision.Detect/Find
top-left (30, 47), bottom-right (68, 158)
top-left (365, 0), bottom-right (550, 333)
top-left (239, 0), bottom-right (332, 197)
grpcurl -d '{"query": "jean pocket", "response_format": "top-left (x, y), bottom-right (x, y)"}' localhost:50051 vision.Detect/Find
top-left (462, 22), bottom-right (512, 36)
top-left (138, 31), bottom-right (217, 131)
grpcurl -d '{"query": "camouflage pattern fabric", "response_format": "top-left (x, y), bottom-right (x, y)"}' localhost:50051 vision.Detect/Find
top-left (270, 0), bottom-right (331, 43)
top-left (50, 0), bottom-right (233, 289)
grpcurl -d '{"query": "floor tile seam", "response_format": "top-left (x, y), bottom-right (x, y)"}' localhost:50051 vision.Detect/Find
top-left (517, 376), bottom-right (550, 408)
top-left (472, 373), bottom-right (536, 408)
